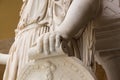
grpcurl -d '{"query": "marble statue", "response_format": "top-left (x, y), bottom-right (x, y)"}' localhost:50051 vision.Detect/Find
top-left (0, 0), bottom-right (100, 80)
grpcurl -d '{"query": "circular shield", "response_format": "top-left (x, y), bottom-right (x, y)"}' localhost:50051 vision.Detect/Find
top-left (17, 55), bottom-right (96, 80)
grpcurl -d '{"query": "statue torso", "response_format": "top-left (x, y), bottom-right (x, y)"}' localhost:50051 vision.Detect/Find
top-left (16, 0), bottom-right (72, 33)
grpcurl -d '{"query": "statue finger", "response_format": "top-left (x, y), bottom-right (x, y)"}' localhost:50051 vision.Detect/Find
top-left (55, 34), bottom-right (61, 48)
top-left (37, 34), bottom-right (44, 53)
top-left (49, 33), bottom-right (56, 52)
top-left (43, 33), bottom-right (50, 55)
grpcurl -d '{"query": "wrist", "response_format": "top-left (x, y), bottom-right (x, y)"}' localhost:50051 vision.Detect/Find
top-left (55, 29), bottom-right (71, 40)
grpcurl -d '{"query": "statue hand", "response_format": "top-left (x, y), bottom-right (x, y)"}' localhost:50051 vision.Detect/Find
top-left (28, 32), bottom-right (61, 60)
top-left (37, 32), bottom-right (61, 54)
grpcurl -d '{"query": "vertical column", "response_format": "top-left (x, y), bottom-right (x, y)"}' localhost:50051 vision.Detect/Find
top-left (96, 50), bottom-right (120, 80)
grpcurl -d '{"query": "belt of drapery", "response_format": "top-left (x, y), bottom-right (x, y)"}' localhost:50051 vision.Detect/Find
top-left (15, 22), bottom-right (50, 38)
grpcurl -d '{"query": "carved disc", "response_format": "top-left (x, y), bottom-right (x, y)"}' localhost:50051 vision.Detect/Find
top-left (17, 55), bottom-right (96, 80)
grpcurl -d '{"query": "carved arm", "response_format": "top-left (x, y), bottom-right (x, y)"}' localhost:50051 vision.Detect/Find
top-left (0, 53), bottom-right (10, 65)
top-left (56, 0), bottom-right (100, 39)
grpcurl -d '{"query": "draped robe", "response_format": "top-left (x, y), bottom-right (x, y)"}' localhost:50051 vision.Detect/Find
top-left (3, 0), bottom-right (99, 80)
